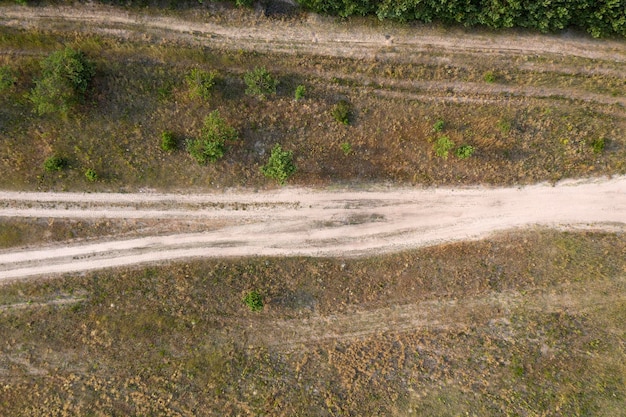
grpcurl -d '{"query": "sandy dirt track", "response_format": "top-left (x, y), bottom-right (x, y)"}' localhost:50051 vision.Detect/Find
top-left (1, 176), bottom-right (625, 282)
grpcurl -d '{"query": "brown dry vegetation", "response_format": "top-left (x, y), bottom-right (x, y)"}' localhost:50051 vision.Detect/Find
top-left (0, 229), bottom-right (625, 415)
top-left (0, 11), bottom-right (624, 191)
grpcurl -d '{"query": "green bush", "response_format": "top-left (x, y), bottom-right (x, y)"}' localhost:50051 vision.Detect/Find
top-left (30, 47), bottom-right (95, 115)
top-left (432, 119), bottom-right (445, 133)
top-left (497, 119), bottom-right (512, 134)
top-left (186, 110), bottom-right (237, 164)
top-left (261, 144), bottom-right (296, 185)
top-left (43, 155), bottom-right (68, 172)
top-left (85, 168), bottom-right (98, 182)
top-left (244, 67), bottom-right (277, 99)
top-left (340, 141), bottom-right (352, 155)
top-left (590, 137), bottom-right (606, 154)
top-left (455, 144), bottom-right (475, 159)
top-left (434, 136), bottom-right (454, 159)
top-left (160, 131), bottom-right (177, 152)
top-left (483, 71), bottom-right (496, 83)
top-left (185, 68), bottom-right (218, 100)
top-left (243, 290), bottom-right (264, 312)
top-left (294, 84), bottom-right (306, 100)
top-left (0, 66), bottom-right (15, 92)
top-left (331, 100), bottom-right (351, 125)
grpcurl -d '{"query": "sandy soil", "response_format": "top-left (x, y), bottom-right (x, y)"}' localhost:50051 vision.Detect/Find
top-left (1, 176), bottom-right (624, 282)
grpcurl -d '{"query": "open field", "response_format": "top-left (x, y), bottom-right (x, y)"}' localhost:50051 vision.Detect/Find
top-left (1, 3), bottom-right (625, 415)
top-left (1, 228), bottom-right (625, 415)
top-left (0, 4), bottom-right (625, 191)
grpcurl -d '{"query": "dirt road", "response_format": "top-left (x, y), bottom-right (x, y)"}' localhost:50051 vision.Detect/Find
top-left (1, 176), bottom-right (624, 282)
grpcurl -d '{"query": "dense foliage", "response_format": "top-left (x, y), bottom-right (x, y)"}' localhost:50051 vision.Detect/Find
top-left (296, 0), bottom-right (626, 37)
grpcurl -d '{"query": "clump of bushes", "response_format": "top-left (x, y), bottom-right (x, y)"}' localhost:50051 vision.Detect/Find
top-left (30, 47), bottom-right (95, 115)
top-left (43, 155), bottom-right (68, 172)
top-left (331, 100), bottom-right (351, 125)
top-left (185, 68), bottom-right (218, 100)
top-left (261, 144), bottom-right (296, 185)
top-left (187, 110), bottom-right (238, 164)
top-left (244, 67), bottom-right (277, 99)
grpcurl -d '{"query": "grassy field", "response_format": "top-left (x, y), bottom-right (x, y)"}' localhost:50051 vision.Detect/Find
top-left (0, 228), bottom-right (624, 415)
top-left (0, 16), bottom-right (624, 191)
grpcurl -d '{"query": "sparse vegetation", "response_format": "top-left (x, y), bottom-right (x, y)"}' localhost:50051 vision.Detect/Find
top-left (331, 100), bottom-right (351, 125)
top-left (0, 229), bottom-right (624, 415)
top-left (185, 68), bottom-right (218, 100)
top-left (186, 110), bottom-right (237, 164)
top-left (29, 47), bottom-right (94, 115)
top-left (261, 144), bottom-right (296, 185)
top-left (244, 67), bottom-right (277, 99)
top-left (434, 136), bottom-right (454, 159)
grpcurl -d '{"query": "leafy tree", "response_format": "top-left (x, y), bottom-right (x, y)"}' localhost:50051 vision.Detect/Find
top-left (244, 67), bottom-right (277, 99)
top-left (43, 155), bottom-right (68, 172)
top-left (261, 144), bottom-right (296, 185)
top-left (30, 47), bottom-right (95, 115)
top-left (331, 100), bottom-right (351, 125)
top-left (186, 110), bottom-right (237, 164)
top-left (185, 68), bottom-right (218, 100)
top-left (0, 66), bottom-right (15, 92)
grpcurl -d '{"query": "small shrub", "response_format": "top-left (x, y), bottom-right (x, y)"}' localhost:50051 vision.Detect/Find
top-left (243, 290), bottom-right (263, 312)
top-left (43, 155), bottom-right (67, 172)
top-left (294, 84), bottom-right (306, 101)
top-left (455, 144), bottom-right (475, 159)
top-left (590, 137), bottom-right (606, 154)
top-left (434, 136), bottom-right (454, 159)
top-left (235, 0), bottom-right (253, 6)
top-left (483, 71), bottom-right (496, 83)
top-left (432, 119), bottom-right (445, 133)
top-left (340, 141), bottom-right (352, 155)
top-left (185, 68), bottom-right (218, 100)
top-left (0, 66), bottom-right (15, 91)
top-left (261, 144), bottom-right (296, 185)
top-left (187, 110), bottom-right (237, 164)
top-left (244, 67), bottom-right (277, 99)
top-left (331, 100), bottom-right (351, 125)
top-left (30, 47), bottom-right (95, 115)
top-left (160, 131), bottom-right (177, 152)
top-left (85, 168), bottom-right (97, 182)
